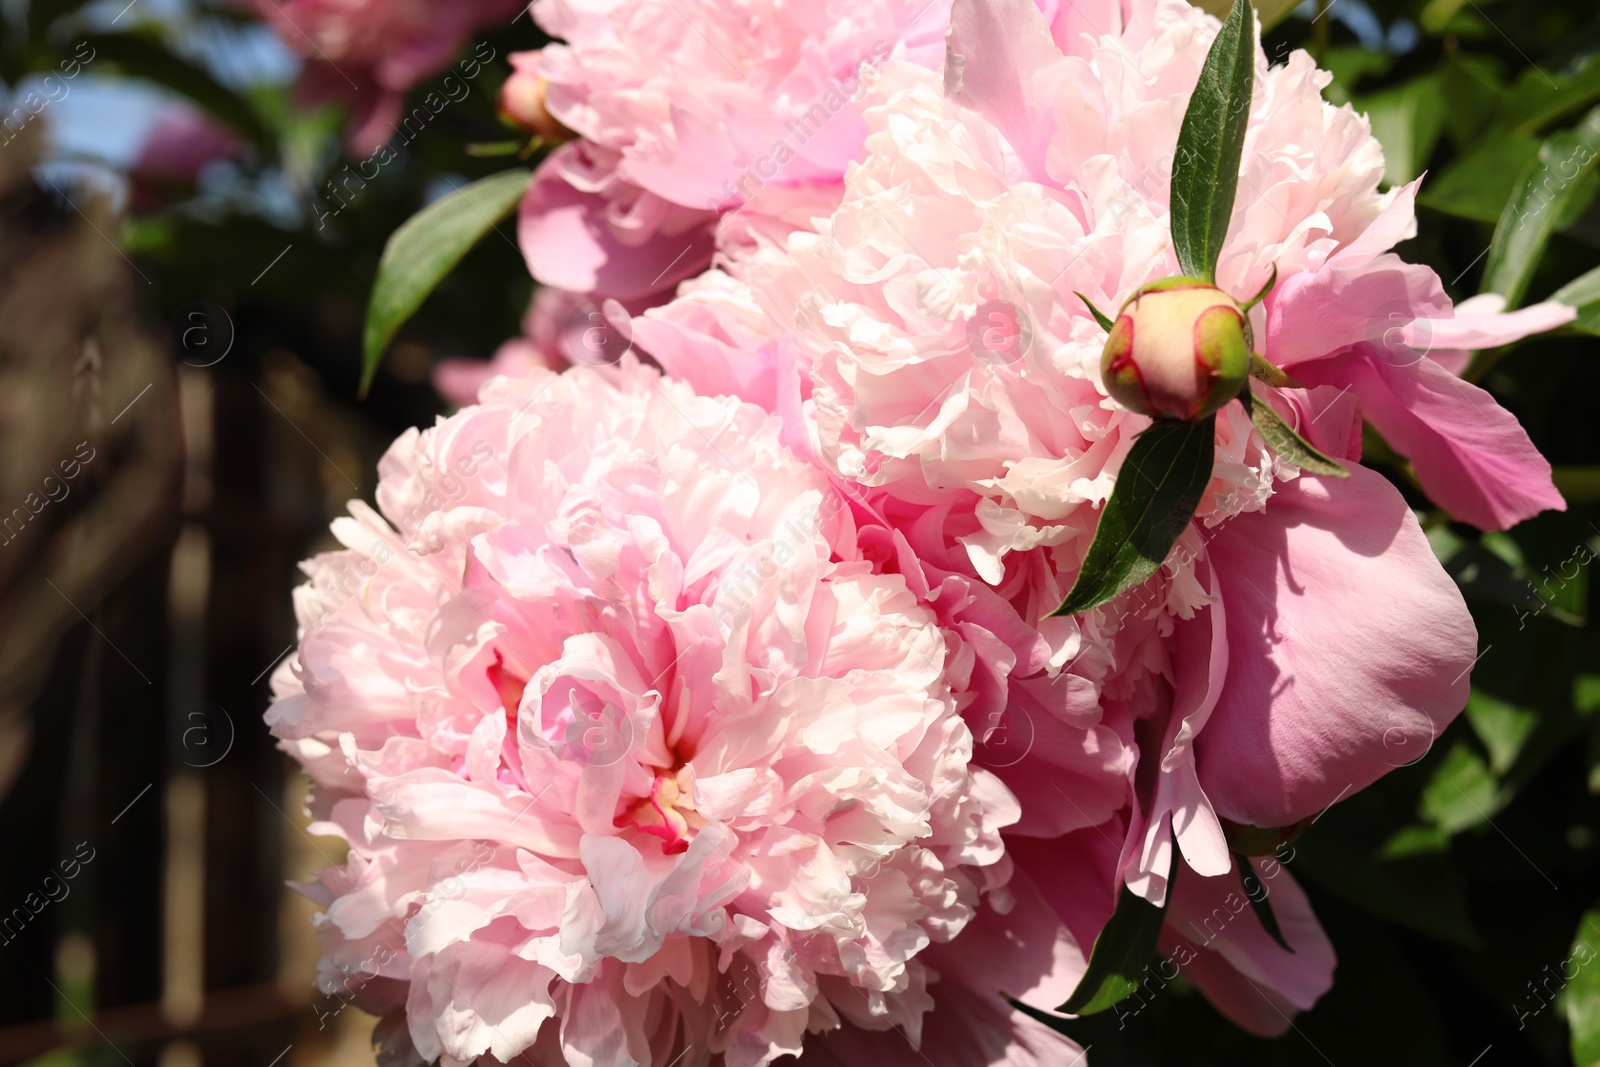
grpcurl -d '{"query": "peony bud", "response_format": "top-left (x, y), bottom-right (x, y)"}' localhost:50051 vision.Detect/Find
top-left (497, 51), bottom-right (567, 141)
top-left (1100, 277), bottom-right (1251, 421)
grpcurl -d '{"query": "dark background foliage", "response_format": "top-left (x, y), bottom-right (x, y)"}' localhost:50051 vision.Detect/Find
top-left (0, 0), bottom-right (1597, 1064)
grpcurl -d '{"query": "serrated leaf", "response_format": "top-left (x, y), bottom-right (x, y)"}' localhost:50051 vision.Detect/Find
top-left (1483, 105), bottom-right (1600, 309)
top-left (1251, 399), bottom-right (1349, 477)
top-left (1053, 417), bottom-right (1216, 617)
top-left (1237, 857), bottom-right (1293, 953)
top-left (362, 170), bottom-right (532, 396)
top-left (1058, 857), bottom-right (1174, 1015)
top-left (1565, 909), bottom-right (1600, 1066)
top-left (1169, 0), bottom-right (1255, 283)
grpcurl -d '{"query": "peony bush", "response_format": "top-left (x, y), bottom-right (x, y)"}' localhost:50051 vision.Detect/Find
top-left (257, 0), bottom-right (1595, 1063)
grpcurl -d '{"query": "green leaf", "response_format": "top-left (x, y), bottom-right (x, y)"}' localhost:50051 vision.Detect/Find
top-left (1355, 74), bottom-right (1446, 187)
top-left (1058, 858), bottom-right (1174, 1015)
top-left (82, 33), bottom-right (271, 150)
top-left (1554, 264), bottom-right (1600, 337)
top-left (1426, 522), bottom-right (1467, 566)
top-left (1294, 791), bottom-right (1482, 949)
top-left (1577, 675), bottom-right (1600, 717)
top-left (1574, 677), bottom-right (1600, 794)
top-left (362, 170), bottom-right (533, 396)
top-left (1554, 264), bottom-right (1600, 309)
top-left (1169, 0), bottom-right (1255, 283)
top-left (1465, 690), bottom-right (1540, 776)
top-left (1419, 739), bottom-right (1501, 835)
top-left (1419, 0), bottom-right (1470, 36)
top-left (1418, 135), bottom-right (1543, 223)
top-left (1483, 105), bottom-right (1600, 309)
top-left (1379, 822), bottom-right (1451, 859)
top-left (1052, 417), bottom-right (1216, 617)
top-left (1492, 55), bottom-right (1600, 139)
top-left (1439, 52), bottom-right (1507, 148)
top-left (1319, 46), bottom-right (1394, 107)
top-left (1250, 399), bottom-right (1349, 477)
top-left (1565, 909), bottom-right (1600, 1066)
top-left (1237, 857), bottom-right (1293, 953)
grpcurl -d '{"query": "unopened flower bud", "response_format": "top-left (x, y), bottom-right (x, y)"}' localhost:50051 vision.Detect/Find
top-left (497, 51), bottom-right (567, 141)
top-left (1100, 277), bottom-right (1251, 421)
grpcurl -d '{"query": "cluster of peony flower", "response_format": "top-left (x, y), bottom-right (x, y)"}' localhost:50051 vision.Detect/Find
top-left (275, 0), bottom-right (1579, 1064)
top-left (255, 0), bottom-right (523, 153)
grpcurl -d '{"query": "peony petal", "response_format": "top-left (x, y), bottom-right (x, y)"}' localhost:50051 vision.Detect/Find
top-left (518, 147), bottom-right (715, 301)
top-left (1298, 345), bottom-right (1565, 530)
top-left (1265, 253), bottom-right (1450, 369)
top-left (1159, 858), bottom-right (1335, 1037)
top-left (943, 0), bottom-right (1061, 182)
top-left (1196, 464), bottom-right (1477, 828)
top-left (1407, 292), bottom-right (1577, 357)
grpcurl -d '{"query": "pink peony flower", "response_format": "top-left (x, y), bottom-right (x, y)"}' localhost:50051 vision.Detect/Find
top-left (1265, 182), bottom-right (1573, 529)
top-left (529, 0), bottom-right (943, 209)
top-left (127, 106), bottom-right (243, 211)
top-left (510, 0), bottom-right (1165, 318)
top-left (269, 358), bottom-right (1090, 1064)
top-left (498, 49), bottom-right (566, 140)
top-left (258, 0), bottom-right (522, 153)
top-left (431, 287), bottom-right (646, 408)
top-left (514, 0), bottom-right (955, 307)
top-left (630, 0), bottom-right (1541, 1031)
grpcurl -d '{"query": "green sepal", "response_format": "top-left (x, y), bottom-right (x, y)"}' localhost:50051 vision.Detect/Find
top-left (1169, 0), bottom-right (1257, 282)
top-left (1052, 416), bottom-right (1217, 617)
top-left (1250, 397), bottom-right (1350, 477)
top-left (1059, 852), bottom-right (1177, 1015)
top-left (1237, 855), bottom-right (1295, 953)
top-left (1078, 292), bottom-right (1117, 333)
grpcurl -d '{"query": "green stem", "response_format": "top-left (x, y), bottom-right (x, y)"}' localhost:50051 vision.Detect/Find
top-left (1249, 352), bottom-right (1300, 389)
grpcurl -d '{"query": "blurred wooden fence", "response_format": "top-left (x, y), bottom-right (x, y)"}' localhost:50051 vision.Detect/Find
top-left (0, 149), bottom-right (394, 1067)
